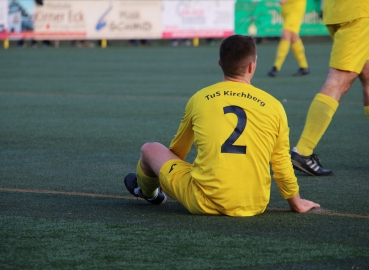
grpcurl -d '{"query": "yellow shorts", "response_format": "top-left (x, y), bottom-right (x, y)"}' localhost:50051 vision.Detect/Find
top-left (281, 2), bottom-right (306, 34)
top-left (159, 159), bottom-right (221, 215)
top-left (327, 17), bottom-right (369, 73)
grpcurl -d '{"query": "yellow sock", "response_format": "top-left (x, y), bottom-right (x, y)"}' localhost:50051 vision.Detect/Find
top-left (273, 39), bottom-right (291, 71)
top-left (365, 106), bottom-right (369, 119)
top-left (292, 39), bottom-right (308, 68)
top-left (136, 160), bottom-right (160, 198)
top-left (296, 93), bottom-right (339, 156)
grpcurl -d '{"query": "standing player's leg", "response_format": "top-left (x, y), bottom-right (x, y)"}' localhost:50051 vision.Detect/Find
top-left (291, 69), bottom-right (357, 176)
top-left (292, 68), bottom-right (357, 171)
top-left (291, 33), bottom-right (309, 76)
top-left (359, 61), bottom-right (369, 119)
top-left (269, 1), bottom-right (308, 77)
top-left (124, 142), bottom-right (180, 204)
top-left (291, 18), bottom-right (369, 176)
top-left (268, 29), bottom-right (292, 77)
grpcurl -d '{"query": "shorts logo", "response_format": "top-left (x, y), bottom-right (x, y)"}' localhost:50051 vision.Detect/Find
top-left (169, 164), bottom-right (177, 173)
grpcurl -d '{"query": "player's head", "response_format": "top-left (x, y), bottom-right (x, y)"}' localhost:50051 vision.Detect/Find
top-left (219, 35), bottom-right (257, 79)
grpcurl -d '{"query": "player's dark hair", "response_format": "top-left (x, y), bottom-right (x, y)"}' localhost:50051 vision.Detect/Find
top-left (219, 35), bottom-right (256, 78)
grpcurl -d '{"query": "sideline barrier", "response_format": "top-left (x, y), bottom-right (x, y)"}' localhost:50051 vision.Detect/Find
top-left (1, 0), bottom-right (234, 40)
top-left (1, 0), bottom-right (327, 43)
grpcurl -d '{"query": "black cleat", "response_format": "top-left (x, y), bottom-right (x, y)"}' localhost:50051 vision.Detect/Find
top-left (124, 173), bottom-right (167, 205)
top-left (293, 68), bottom-right (310, 76)
top-left (291, 148), bottom-right (333, 176)
top-left (268, 66), bottom-right (278, 77)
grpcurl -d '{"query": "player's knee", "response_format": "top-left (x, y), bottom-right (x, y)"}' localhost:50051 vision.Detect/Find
top-left (140, 143), bottom-right (155, 167)
top-left (325, 69), bottom-right (357, 93)
top-left (141, 142), bottom-right (163, 159)
top-left (281, 29), bottom-right (293, 40)
top-left (141, 142), bottom-right (157, 154)
top-left (291, 33), bottom-right (300, 43)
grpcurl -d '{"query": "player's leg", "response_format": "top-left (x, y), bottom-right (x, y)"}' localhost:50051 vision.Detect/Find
top-left (139, 142), bottom-right (180, 178)
top-left (291, 68), bottom-right (356, 176)
top-left (268, 29), bottom-right (292, 77)
top-left (269, 0), bottom-right (305, 77)
top-left (291, 68), bottom-right (358, 176)
top-left (281, 1), bottom-right (307, 76)
top-left (300, 19), bottom-right (369, 148)
top-left (296, 68), bottom-right (356, 153)
top-left (359, 61), bottom-right (369, 119)
top-left (159, 158), bottom-right (222, 215)
top-left (124, 142), bottom-right (180, 204)
top-left (127, 144), bottom-right (222, 215)
top-left (291, 18), bottom-right (369, 176)
top-left (291, 32), bottom-right (309, 76)
top-left (137, 142), bottom-right (180, 196)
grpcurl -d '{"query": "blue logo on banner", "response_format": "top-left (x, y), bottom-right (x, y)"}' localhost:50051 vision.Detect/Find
top-left (96, 2), bottom-right (113, 31)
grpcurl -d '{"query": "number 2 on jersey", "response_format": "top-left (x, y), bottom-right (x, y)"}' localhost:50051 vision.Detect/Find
top-left (221, 105), bottom-right (247, 154)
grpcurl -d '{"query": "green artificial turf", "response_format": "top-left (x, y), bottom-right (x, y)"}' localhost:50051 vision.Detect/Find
top-left (1, 214), bottom-right (368, 269)
top-left (1, 40), bottom-right (368, 269)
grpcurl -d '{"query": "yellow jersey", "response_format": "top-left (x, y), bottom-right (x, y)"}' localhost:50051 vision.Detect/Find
top-left (169, 81), bottom-right (299, 216)
top-left (323, 0), bottom-right (369, 24)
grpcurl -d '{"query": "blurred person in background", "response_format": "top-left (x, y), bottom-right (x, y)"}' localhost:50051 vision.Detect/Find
top-left (268, 0), bottom-right (309, 77)
top-left (171, 39), bottom-right (191, 47)
top-left (71, 40), bottom-right (96, 48)
top-left (129, 39), bottom-right (151, 47)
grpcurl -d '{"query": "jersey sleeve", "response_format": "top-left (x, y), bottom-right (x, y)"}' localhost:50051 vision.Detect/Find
top-left (271, 103), bottom-right (299, 199)
top-left (169, 95), bottom-right (195, 160)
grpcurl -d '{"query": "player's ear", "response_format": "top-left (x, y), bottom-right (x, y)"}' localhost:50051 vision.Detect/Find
top-left (218, 59), bottom-right (221, 67)
top-left (248, 57), bottom-right (257, 73)
top-left (248, 62), bottom-right (253, 73)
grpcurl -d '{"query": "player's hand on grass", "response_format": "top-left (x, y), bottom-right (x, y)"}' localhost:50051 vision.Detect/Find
top-left (296, 199), bottom-right (320, 213)
top-left (287, 194), bottom-right (320, 213)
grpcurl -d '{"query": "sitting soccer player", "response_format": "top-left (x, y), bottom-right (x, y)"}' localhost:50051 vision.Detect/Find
top-left (124, 35), bottom-right (320, 216)
top-left (268, 0), bottom-right (309, 77)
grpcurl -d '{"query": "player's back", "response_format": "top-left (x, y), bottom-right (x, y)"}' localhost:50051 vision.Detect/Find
top-left (190, 81), bottom-right (286, 216)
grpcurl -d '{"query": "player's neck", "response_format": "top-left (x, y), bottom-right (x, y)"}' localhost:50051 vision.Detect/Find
top-left (223, 75), bottom-right (251, 84)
